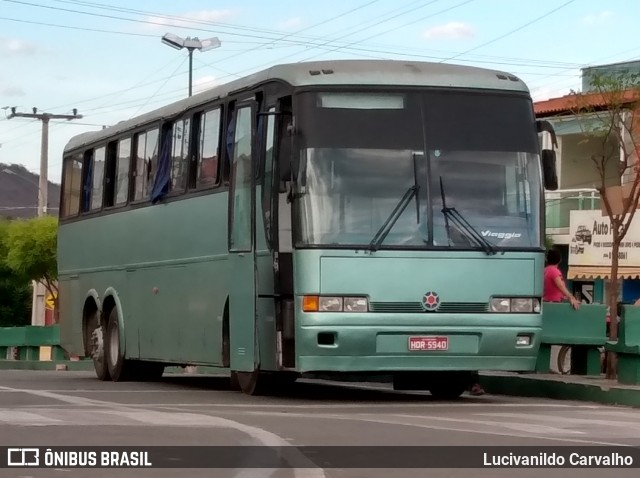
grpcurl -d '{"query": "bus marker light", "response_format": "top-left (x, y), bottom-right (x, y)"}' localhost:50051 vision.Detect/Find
top-left (408, 336), bottom-right (448, 351)
top-left (302, 296), bottom-right (319, 312)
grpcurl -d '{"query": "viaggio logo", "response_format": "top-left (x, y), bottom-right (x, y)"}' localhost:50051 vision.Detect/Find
top-left (481, 230), bottom-right (521, 240)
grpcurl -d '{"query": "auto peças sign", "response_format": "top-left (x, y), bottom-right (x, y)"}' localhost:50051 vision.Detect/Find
top-left (568, 210), bottom-right (640, 267)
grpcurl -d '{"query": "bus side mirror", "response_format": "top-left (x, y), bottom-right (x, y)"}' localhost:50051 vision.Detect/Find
top-left (542, 149), bottom-right (558, 191)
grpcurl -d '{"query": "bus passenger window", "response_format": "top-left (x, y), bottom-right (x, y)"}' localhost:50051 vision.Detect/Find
top-left (133, 132), bottom-right (147, 201)
top-left (197, 108), bottom-right (220, 187)
top-left (171, 118), bottom-right (190, 192)
top-left (116, 138), bottom-right (131, 205)
top-left (133, 128), bottom-right (159, 201)
top-left (145, 128), bottom-right (159, 197)
top-left (62, 154), bottom-right (83, 217)
top-left (91, 146), bottom-right (105, 211)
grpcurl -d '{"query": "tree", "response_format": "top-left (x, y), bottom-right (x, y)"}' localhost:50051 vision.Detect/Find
top-left (544, 235), bottom-right (554, 251)
top-left (4, 216), bottom-right (59, 323)
top-left (0, 219), bottom-right (32, 327)
top-left (569, 69), bottom-right (640, 378)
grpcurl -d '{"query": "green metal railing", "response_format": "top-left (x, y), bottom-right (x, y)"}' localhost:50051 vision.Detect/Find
top-left (545, 189), bottom-right (600, 230)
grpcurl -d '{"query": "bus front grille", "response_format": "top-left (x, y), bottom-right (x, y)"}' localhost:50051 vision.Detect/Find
top-left (368, 302), bottom-right (489, 313)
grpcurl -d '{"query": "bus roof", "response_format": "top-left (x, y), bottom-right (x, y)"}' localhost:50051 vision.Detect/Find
top-left (64, 59), bottom-right (530, 153)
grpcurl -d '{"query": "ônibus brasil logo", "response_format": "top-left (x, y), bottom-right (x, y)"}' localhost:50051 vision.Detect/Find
top-left (422, 291), bottom-right (440, 311)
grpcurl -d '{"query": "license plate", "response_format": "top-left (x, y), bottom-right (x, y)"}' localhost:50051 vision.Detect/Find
top-left (408, 336), bottom-right (448, 351)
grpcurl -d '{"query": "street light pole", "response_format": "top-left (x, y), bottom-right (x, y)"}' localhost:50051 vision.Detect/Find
top-left (161, 33), bottom-right (221, 97)
top-left (188, 47), bottom-right (194, 97)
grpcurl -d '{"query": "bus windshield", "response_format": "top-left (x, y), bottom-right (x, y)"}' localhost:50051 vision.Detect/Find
top-left (294, 90), bottom-right (542, 250)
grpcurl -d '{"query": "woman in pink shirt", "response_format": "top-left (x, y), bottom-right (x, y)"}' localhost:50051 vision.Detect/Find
top-left (543, 248), bottom-right (580, 310)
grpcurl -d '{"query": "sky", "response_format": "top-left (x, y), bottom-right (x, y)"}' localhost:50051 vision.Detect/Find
top-left (0, 0), bottom-right (638, 185)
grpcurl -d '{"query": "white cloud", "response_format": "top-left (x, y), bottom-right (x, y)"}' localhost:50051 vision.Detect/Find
top-left (278, 17), bottom-right (303, 29)
top-left (0, 37), bottom-right (38, 56)
top-left (193, 75), bottom-right (219, 95)
top-left (582, 11), bottom-right (614, 25)
top-left (423, 22), bottom-right (475, 40)
top-left (146, 10), bottom-right (235, 29)
top-left (1, 86), bottom-right (26, 97)
top-left (530, 85), bottom-right (573, 102)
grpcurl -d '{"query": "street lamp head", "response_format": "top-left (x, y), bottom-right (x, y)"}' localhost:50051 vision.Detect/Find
top-left (161, 32), bottom-right (185, 50)
top-left (198, 37), bottom-right (221, 52)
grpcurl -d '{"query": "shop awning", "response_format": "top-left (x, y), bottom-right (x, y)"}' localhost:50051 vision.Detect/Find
top-left (568, 266), bottom-right (640, 280)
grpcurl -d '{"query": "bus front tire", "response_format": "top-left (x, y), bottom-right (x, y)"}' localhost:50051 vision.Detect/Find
top-left (428, 381), bottom-right (467, 400)
top-left (427, 373), bottom-right (471, 400)
top-left (231, 370), bottom-right (297, 396)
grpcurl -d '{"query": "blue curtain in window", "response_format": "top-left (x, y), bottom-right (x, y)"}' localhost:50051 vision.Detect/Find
top-left (226, 112), bottom-right (236, 166)
top-left (151, 132), bottom-right (172, 204)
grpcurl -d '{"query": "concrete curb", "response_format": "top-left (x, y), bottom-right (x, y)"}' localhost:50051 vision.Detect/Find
top-left (0, 360), bottom-right (94, 371)
top-left (479, 373), bottom-right (640, 408)
top-left (0, 360), bottom-right (224, 374)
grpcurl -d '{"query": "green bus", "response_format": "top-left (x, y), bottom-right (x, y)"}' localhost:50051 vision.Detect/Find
top-left (57, 59), bottom-right (558, 398)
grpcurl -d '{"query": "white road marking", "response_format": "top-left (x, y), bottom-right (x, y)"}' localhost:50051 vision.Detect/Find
top-left (475, 412), bottom-right (640, 431)
top-left (389, 413), bottom-right (585, 435)
top-left (0, 410), bottom-right (61, 425)
top-left (237, 410), bottom-right (636, 447)
top-left (0, 385), bottom-right (325, 478)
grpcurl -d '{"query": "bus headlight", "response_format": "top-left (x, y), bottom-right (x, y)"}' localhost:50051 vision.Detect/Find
top-left (319, 297), bottom-right (343, 312)
top-left (344, 297), bottom-right (368, 312)
top-left (490, 298), bottom-right (511, 312)
top-left (511, 298), bottom-right (534, 313)
top-left (490, 297), bottom-right (541, 313)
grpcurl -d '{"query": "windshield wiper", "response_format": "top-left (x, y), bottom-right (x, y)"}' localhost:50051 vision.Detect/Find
top-left (439, 177), bottom-right (498, 256)
top-left (369, 185), bottom-right (418, 252)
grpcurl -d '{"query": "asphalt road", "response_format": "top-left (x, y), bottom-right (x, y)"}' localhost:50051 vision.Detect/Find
top-left (0, 370), bottom-right (639, 478)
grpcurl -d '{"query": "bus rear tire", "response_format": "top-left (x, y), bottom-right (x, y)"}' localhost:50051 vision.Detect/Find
top-left (86, 317), bottom-right (109, 381)
top-left (105, 307), bottom-right (133, 382)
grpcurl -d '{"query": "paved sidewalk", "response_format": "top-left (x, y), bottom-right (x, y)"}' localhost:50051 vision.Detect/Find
top-left (480, 371), bottom-right (640, 408)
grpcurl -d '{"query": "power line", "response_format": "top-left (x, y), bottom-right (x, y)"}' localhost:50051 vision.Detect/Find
top-left (440, 0), bottom-right (577, 63)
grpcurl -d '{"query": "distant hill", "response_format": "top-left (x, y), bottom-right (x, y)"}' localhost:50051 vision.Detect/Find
top-left (0, 163), bottom-right (61, 219)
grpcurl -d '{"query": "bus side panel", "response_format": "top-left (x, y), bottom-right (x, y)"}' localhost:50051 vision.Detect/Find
top-left (57, 193), bottom-right (230, 366)
top-left (58, 276), bottom-right (83, 356)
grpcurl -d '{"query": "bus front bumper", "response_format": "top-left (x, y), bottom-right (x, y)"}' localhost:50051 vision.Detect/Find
top-left (294, 316), bottom-right (541, 373)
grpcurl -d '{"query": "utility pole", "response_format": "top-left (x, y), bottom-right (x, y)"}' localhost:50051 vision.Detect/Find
top-left (7, 107), bottom-right (83, 216)
top-left (6, 107), bottom-right (82, 326)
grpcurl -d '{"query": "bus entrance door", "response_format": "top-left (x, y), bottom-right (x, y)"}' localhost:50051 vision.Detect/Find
top-left (228, 104), bottom-right (257, 374)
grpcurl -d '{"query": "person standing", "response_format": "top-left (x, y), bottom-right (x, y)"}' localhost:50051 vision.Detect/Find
top-left (544, 248), bottom-right (580, 310)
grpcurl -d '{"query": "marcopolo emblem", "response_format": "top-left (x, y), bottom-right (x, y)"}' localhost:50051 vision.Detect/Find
top-left (422, 291), bottom-right (440, 311)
